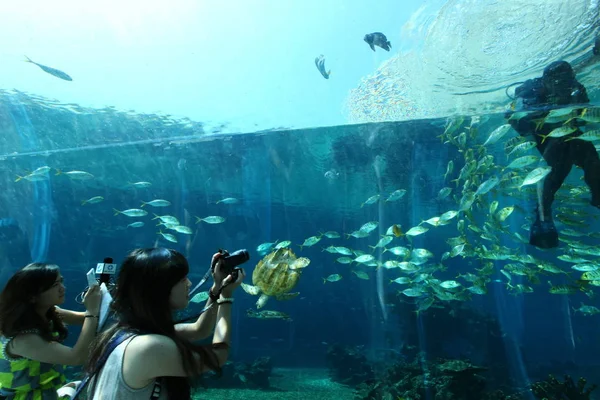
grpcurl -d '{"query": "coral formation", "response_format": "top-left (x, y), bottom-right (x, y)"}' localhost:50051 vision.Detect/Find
top-left (386, 297), bottom-right (514, 390)
top-left (325, 344), bottom-right (375, 386)
top-left (354, 356), bottom-right (488, 400)
top-left (202, 357), bottom-right (273, 389)
top-left (531, 374), bottom-right (597, 400)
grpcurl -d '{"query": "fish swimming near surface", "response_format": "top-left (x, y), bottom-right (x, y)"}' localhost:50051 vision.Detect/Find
top-left (24, 56), bottom-right (72, 81)
top-left (314, 54), bottom-right (330, 79)
top-left (364, 32), bottom-right (391, 52)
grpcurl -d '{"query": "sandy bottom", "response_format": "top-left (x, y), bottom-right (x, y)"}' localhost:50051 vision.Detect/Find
top-left (193, 368), bottom-right (355, 400)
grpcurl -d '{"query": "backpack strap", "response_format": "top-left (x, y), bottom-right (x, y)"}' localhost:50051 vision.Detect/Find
top-left (72, 330), bottom-right (136, 399)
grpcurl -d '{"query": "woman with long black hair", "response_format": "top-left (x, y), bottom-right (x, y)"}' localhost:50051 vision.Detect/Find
top-left (85, 248), bottom-right (245, 400)
top-left (0, 263), bottom-right (101, 399)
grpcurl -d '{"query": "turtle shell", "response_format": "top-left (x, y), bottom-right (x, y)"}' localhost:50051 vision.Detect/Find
top-left (252, 248), bottom-right (303, 296)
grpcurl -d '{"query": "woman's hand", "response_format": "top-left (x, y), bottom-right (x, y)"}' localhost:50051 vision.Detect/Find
top-left (211, 253), bottom-right (228, 292)
top-left (83, 285), bottom-right (101, 315)
top-left (220, 268), bottom-right (245, 298)
top-left (211, 252), bottom-right (246, 297)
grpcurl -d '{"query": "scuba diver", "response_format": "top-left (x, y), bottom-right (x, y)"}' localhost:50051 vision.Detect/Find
top-left (506, 60), bottom-right (600, 249)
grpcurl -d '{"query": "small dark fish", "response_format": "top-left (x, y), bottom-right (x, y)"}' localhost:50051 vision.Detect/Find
top-left (24, 56), bottom-right (72, 81)
top-left (594, 35), bottom-right (600, 56)
top-left (364, 32), bottom-right (391, 52)
top-left (314, 54), bottom-right (330, 79)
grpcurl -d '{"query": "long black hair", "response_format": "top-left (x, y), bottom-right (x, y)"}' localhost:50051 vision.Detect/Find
top-left (86, 248), bottom-right (221, 399)
top-left (0, 263), bottom-right (68, 342)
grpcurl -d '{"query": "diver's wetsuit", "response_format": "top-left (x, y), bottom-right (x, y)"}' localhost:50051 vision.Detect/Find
top-left (507, 62), bottom-right (600, 248)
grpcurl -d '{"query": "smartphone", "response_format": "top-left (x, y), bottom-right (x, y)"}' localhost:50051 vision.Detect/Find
top-left (86, 268), bottom-right (98, 287)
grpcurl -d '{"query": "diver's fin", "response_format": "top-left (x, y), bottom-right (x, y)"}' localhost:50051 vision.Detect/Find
top-left (529, 217), bottom-right (559, 249)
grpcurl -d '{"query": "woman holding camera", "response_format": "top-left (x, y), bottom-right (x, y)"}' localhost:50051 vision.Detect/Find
top-left (0, 263), bottom-right (102, 399)
top-left (85, 248), bottom-right (245, 400)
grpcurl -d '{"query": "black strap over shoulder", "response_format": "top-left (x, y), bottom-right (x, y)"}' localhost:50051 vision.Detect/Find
top-left (72, 330), bottom-right (134, 399)
top-left (72, 331), bottom-right (162, 399)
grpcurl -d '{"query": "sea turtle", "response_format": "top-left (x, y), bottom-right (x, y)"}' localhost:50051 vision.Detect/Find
top-left (241, 247), bottom-right (310, 309)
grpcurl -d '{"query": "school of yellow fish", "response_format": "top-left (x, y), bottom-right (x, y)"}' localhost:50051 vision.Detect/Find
top-left (255, 106), bottom-right (600, 317)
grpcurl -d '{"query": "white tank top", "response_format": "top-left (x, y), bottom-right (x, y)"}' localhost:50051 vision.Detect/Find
top-left (87, 335), bottom-right (167, 400)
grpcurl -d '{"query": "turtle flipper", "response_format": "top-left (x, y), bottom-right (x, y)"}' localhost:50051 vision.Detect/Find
top-left (241, 283), bottom-right (261, 295)
top-left (257, 294), bottom-right (270, 309)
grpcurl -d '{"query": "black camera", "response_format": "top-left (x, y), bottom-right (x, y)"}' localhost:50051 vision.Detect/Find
top-left (213, 249), bottom-right (249, 281)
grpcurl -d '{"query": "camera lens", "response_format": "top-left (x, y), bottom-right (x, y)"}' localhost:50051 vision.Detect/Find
top-left (229, 249), bottom-right (249, 263)
top-left (220, 249), bottom-right (250, 271)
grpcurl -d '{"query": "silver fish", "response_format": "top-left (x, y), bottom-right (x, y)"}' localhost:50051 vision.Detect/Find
top-left (25, 56), bottom-right (72, 81)
top-left (141, 199), bottom-right (171, 208)
top-left (113, 208), bottom-right (148, 217)
top-left (483, 124), bottom-right (512, 146)
top-left (520, 167), bottom-right (552, 188)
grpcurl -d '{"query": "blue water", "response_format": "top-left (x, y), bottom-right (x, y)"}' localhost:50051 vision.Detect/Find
top-left (1, 90), bottom-right (600, 399)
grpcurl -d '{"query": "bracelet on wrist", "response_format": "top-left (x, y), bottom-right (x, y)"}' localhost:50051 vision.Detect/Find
top-left (209, 288), bottom-right (221, 302)
top-left (85, 314), bottom-right (99, 319)
top-left (216, 297), bottom-right (234, 305)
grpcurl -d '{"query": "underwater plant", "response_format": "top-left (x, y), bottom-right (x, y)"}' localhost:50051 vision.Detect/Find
top-left (531, 374), bottom-right (597, 400)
